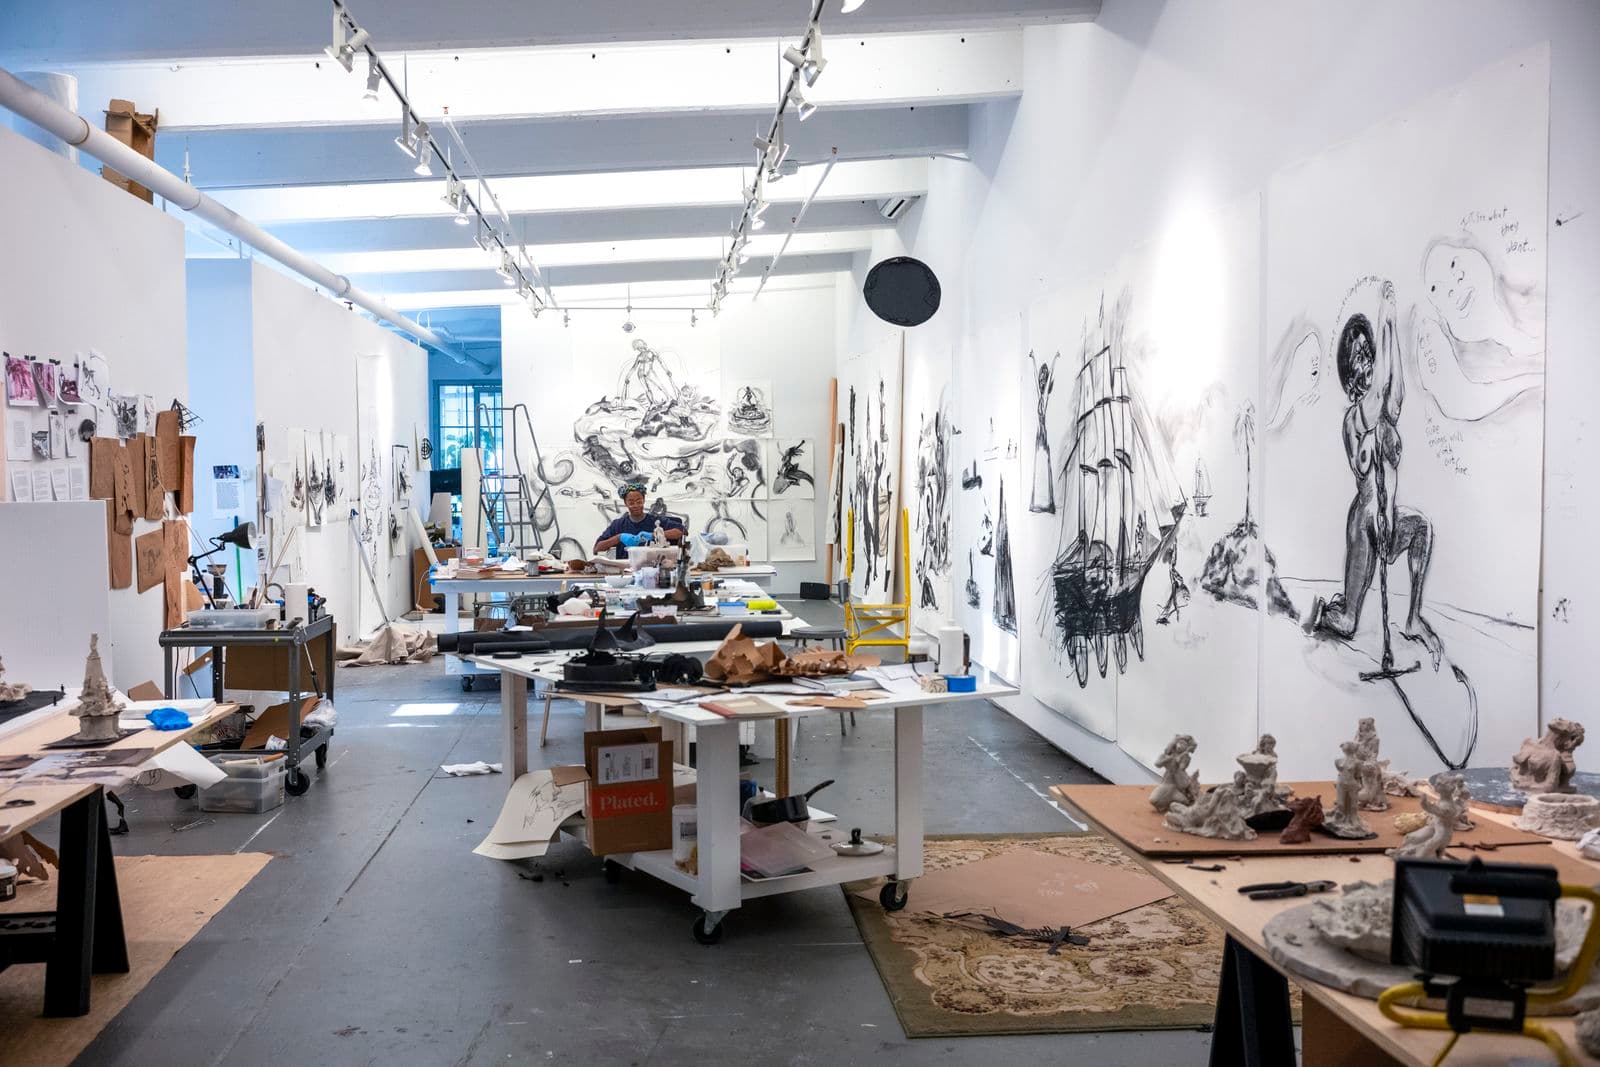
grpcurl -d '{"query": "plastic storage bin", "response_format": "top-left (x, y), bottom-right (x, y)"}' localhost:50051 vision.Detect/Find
top-left (186, 606), bottom-right (278, 630)
top-left (197, 755), bottom-right (287, 813)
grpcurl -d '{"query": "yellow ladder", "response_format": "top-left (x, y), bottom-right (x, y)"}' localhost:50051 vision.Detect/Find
top-left (844, 507), bottom-right (911, 657)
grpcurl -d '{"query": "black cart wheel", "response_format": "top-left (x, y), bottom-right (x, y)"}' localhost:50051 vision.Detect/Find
top-left (461, 675), bottom-right (476, 692)
top-left (603, 860), bottom-right (623, 884)
top-left (285, 768), bottom-right (311, 796)
top-left (879, 882), bottom-right (909, 912)
top-left (692, 915), bottom-right (723, 945)
top-left (173, 784), bottom-right (198, 800)
top-left (315, 743), bottom-right (329, 769)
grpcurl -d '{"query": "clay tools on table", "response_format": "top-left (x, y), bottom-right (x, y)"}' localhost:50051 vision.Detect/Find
top-left (1237, 879), bottom-right (1337, 900)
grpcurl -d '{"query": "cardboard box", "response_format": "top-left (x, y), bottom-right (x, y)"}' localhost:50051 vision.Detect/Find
top-left (101, 99), bottom-right (158, 202)
top-left (223, 625), bottom-right (336, 692)
top-left (583, 726), bottom-right (672, 856)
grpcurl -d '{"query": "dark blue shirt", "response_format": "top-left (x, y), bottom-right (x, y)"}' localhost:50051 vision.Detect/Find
top-left (597, 513), bottom-right (686, 558)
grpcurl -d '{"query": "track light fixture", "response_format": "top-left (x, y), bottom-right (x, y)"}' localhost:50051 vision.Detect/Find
top-left (362, 53), bottom-right (382, 101)
top-left (788, 87), bottom-right (817, 122)
top-left (497, 250), bottom-right (517, 285)
top-left (325, 12), bottom-right (371, 72)
top-left (783, 29), bottom-right (827, 87)
top-left (411, 122), bottom-right (433, 175)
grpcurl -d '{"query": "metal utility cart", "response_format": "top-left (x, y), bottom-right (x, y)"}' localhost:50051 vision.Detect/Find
top-left (157, 613), bottom-right (336, 796)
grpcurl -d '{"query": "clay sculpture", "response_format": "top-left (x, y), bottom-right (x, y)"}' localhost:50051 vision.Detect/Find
top-left (70, 633), bottom-right (124, 743)
top-left (0, 657), bottom-right (30, 703)
top-left (1322, 741), bottom-right (1377, 839)
top-left (1511, 718), bottom-right (1587, 795)
top-left (1516, 792), bottom-right (1600, 841)
top-left (1164, 771), bottom-right (1257, 841)
top-left (1388, 772), bottom-right (1469, 860)
top-left (1280, 795), bottom-right (1325, 844)
top-left (1150, 734), bottom-right (1200, 814)
top-left (1353, 717), bottom-right (1390, 812)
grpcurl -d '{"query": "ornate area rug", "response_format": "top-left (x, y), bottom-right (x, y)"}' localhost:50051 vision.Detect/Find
top-left (844, 833), bottom-right (1237, 1037)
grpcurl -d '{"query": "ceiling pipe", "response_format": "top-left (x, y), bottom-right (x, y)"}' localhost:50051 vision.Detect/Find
top-left (0, 65), bottom-right (490, 371)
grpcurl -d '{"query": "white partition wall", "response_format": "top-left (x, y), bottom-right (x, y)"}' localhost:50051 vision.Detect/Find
top-left (0, 124), bottom-right (187, 690)
top-left (187, 260), bottom-right (428, 639)
top-left (836, 2), bottom-right (1600, 783)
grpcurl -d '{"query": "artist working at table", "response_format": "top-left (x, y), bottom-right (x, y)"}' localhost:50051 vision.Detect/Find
top-left (593, 482), bottom-right (687, 558)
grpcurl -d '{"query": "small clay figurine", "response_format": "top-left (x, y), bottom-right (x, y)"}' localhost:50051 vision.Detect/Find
top-left (1164, 772), bottom-right (1257, 841)
top-left (1353, 717), bottom-right (1390, 812)
top-left (1280, 794), bottom-right (1325, 844)
top-left (1516, 792), bottom-right (1600, 841)
top-left (0, 656), bottom-right (30, 704)
top-left (1389, 772), bottom-right (1468, 860)
top-left (1511, 718), bottom-right (1586, 795)
top-left (1322, 741), bottom-right (1377, 839)
top-left (70, 634), bottom-right (124, 743)
top-left (1237, 734), bottom-right (1291, 815)
top-left (1150, 734), bottom-right (1200, 813)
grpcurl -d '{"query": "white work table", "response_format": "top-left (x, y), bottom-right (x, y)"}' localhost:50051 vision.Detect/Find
top-left (466, 648), bottom-right (1017, 944)
top-left (431, 564), bottom-right (779, 686)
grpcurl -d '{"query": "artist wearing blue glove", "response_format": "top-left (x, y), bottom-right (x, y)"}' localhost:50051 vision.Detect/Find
top-left (593, 482), bottom-right (686, 558)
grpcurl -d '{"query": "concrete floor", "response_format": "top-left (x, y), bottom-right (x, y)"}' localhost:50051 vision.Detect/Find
top-left (78, 601), bottom-right (1217, 1066)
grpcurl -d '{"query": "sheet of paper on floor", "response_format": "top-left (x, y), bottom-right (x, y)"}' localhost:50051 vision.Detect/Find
top-left (137, 742), bottom-right (227, 788)
top-left (855, 848), bottom-right (1172, 931)
top-left (477, 769), bottom-right (587, 854)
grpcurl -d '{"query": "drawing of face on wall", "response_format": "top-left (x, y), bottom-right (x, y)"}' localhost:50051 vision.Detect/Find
top-left (1336, 314), bottom-right (1377, 403)
top-left (1421, 237), bottom-right (1539, 352)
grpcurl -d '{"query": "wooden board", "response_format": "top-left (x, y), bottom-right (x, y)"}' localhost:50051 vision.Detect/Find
top-left (133, 527), bottom-right (165, 593)
top-left (176, 434), bottom-right (197, 514)
top-left (153, 408), bottom-right (180, 490)
top-left (1053, 781), bottom-right (1546, 857)
top-left (124, 435), bottom-right (147, 524)
top-left (138, 432), bottom-right (164, 521)
top-left (107, 525), bottom-right (132, 591)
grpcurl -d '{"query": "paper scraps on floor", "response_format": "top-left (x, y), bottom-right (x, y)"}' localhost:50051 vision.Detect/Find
top-left (442, 761), bottom-right (503, 776)
top-left (853, 847), bottom-right (1172, 931)
top-left (474, 765), bottom-right (698, 861)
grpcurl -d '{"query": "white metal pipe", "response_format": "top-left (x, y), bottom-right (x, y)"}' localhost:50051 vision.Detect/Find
top-left (0, 65), bottom-right (490, 371)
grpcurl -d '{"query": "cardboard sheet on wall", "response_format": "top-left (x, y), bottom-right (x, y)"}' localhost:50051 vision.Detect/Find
top-left (125, 435), bottom-right (147, 522)
top-left (133, 527), bottom-right (165, 593)
top-left (176, 434), bottom-right (196, 514)
top-left (154, 409), bottom-right (179, 490)
top-left (107, 523), bottom-right (132, 590)
top-left (140, 433), bottom-right (164, 521)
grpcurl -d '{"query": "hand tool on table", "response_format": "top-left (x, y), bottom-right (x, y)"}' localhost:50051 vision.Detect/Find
top-left (1237, 879), bottom-right (1337, 900)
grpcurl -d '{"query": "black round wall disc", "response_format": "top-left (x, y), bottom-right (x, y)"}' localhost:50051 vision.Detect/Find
top-left (863, 257), bottom-right (941, 327)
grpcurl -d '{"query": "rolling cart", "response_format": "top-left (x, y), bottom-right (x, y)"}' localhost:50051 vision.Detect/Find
top-left (157, 613), bottom-right (336, 796)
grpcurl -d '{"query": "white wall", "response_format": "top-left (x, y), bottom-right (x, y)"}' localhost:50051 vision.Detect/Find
top-left (187, 259), bottom-right (429, 640)
top-left (0, 124), bottom-right (187, 690)
top-left (837, 0), bottom-right (1600, 782)
top-left (502, 284), bottom-right (837, 592)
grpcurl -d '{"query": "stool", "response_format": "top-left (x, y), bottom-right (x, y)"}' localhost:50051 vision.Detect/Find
top-left (790, 627), bottom-right (854, 734)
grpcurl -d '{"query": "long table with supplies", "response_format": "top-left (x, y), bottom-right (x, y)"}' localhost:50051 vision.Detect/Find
top-left (1052, 784), bottom-right (1600, 1066)
top-left (467, 649), bottom-right (1016, 945)
top-left (0, 698), bottom-right (236, 1017)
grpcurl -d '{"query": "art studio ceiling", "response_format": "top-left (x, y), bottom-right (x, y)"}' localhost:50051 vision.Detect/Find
top-left (0, 0), bottom-right (1099, 309)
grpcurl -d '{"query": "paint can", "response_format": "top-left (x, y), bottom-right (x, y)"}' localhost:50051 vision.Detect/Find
top-left (937, 625), bottom-right (965, 674)
top-left (672, 804), bottom-right (697, 866)
top-left (0, 860), bottom-right (15, 902)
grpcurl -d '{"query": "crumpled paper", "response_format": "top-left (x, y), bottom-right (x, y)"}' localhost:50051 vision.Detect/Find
top-left (339, 624), bottom-right (438, 667)
top-left (442, 761), bottom-right (503, 776)
top-left (703, 624), bottom-right (786, 685)
top-left (773, 649), bottom-right (880, 677)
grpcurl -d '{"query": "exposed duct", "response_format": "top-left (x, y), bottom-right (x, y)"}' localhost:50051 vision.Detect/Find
top-left (0, 65), bottom-right (491, 371)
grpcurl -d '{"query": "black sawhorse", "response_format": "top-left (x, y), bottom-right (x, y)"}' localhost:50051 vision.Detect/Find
top-left (0, 787), bottom-right (129, 1016)
top-left (1210, 934), bottom-right (1297, 1066)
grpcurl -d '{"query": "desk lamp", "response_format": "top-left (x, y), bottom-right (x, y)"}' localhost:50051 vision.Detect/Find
top-left (188, 521), bottom-right (256, 607)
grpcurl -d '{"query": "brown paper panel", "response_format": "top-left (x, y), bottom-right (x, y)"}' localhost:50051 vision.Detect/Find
top-left (154, 409), bottom-right (180, 489)
top-left (163, 569), bottom-right (183, 628)
top-left (108, 528), bottom-right (132, 590)
top-left (134, 528), bottom-right (165, 593)
top-left (140, 434), bottom-right (164, 521)
top-left (1053, 781), bottom-right (1546, 857)
top-left (124, 436), bottom-right (146, 522)
top-left (177, 435), bottom-right (197, 514)
top-left (161, 519), bottom-right (186, 573)
top-left (110, 441), bottom-right (136, 535)
top-left (89, 438), bottom-right (116, 499)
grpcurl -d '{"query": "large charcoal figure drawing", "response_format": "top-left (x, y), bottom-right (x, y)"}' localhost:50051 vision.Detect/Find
top-left (992, 477), bottom-right (1017, 634)
top-left (1038, 293), bottom-right (1186, 688)
top-left (913, 391), bottom-right (953, 610)
top-left (1027, 351), bottom-right (1059, 514)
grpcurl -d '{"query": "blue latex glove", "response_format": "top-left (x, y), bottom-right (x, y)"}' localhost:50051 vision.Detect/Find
top-left (620, 532), bottom-right (653, 548)
top-left (145, 706), bottom-right (191, 731)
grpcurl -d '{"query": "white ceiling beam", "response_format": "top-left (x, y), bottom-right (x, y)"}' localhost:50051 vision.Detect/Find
top-left (308, 231), bottom-right (877, 274)
top-left (212, 157), bottom-right (928, 224)
top-left (56, 31), bottom-right (1021, 131)
top-left (0, 1), bottom-right (1095, 64)
top-left (389, 273), bottom-right (841, 313)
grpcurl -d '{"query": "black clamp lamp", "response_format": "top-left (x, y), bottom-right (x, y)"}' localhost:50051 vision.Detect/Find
top-left (188, 521), bottom-right (256, 607)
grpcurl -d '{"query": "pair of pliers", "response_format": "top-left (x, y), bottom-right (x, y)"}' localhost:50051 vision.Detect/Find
top-left (1237, 879), bottom-right (1337, 900)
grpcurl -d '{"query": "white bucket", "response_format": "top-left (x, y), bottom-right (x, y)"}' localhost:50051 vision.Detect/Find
top-left (671, 804), bottom-right (697, 865)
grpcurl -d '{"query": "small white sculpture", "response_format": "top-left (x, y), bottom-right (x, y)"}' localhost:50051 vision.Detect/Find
top-left (0, 657), bottom-right (30, 703)
top-left (1150, 734), bottom-right (1200, 813)
top-left (1511, 718), bottom-right (1586, 795)
top-left (70, 634), bottom-right (124, 743)
top-left (1388, 772), bottom-right (1469, 860)
top-left (1353, 717), bottom-right (1390, 812)
top-left (1322, 741), bottom-right (1377, 839)
top-left (1236, 734), bottom-right (1291, 815)
top-left (1577, 827), bottom-right (1600, 861)
top-left (1164, 771), bottom-right (1257, 841)
top-left (1577, 1005), bottom-right (1600, 1058)
top-left (1383, 770), bottom-right (1423, 797)
top-left (1516, 792), bottom-right (1600, 841)
top-left (1310, 880), bottom-right (1394, 963)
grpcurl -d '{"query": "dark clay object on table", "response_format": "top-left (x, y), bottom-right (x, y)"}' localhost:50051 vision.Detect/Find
top-left (1279, 794), bottom-right (1325, 844)
top-left (1246, 808), bottom-right (1295, 833)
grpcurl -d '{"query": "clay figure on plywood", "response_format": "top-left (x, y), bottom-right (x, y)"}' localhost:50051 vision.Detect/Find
top-left (1516, 793), bottom-right (1600, 841)
top-left (1164, 772), bottom-right (1257, 842)
top-left (1027, 350), bottom-right (1059, 514)
top-left (1388, 771), bottom-right (1468, 859)
top-left (1322, 741), bottom-right (1377, 839)
top-left (0, 658), bottom-right (31, 704)
top-left (1149, 734), bottom-right (1200, 813)
top-left (1238, 734), bottom-right (1290, 815)
top-left (1511, 718), bottom-right (1586, 795)
top-left (71, 634), bottom-right (124, 743)
top-left (1280, 795), bottom-right (1325, 844)
top-left (1354, 717), bottom-right (1391, 812)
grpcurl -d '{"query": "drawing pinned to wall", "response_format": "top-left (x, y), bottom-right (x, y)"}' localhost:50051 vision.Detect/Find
top-left (1261, 46), bottom-right (1547, 779)
top-left (768, 499), bottom-right (816, 562)
top-left (304, 430), bottom-right (326, 528)
top-left (719, 436), bottom-right (766, 499)
top-left (767, 438), bottom-right (816, 498)
top-left (78, 351), bottom-right (108, 409)
top-left (7, 355), bottom-right (38, 407)
top-left (284, 429), bottom-right (307, 523)
top-left (392, 444), bottom-right (412, 508)
top-left (31, 361), bottom-right (59, 408)
top-left (332, 434), bottom-right (352, 510)
top-left (993, 477), bottom-right (1017, 635)
top-left (358, 431), bottom-right (384, 556)
top-left (724, 380), bottom-right (773, 435)
top-left (1027, 351), bottom-right (1059, 514)
top-left (58, 361), bottom-right (81, 405)
top-left (908, 376), bottom-right (953, 619)
top-left (110, 395), bottom-right (139, 439)
top-left (719, 500), bottom-right (769, 560)
top-left (843, 336), bottom-right (902, 604)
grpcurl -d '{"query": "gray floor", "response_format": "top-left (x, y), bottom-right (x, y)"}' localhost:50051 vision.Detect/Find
top-left (77, 601), bottom-right (1216, 1066)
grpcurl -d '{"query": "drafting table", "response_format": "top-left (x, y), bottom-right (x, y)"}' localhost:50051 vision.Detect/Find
top-left (1053, 789), bottom-right (1600, 1066)
top-left (0, 699), bottom-right (236, 1017)
top-left (431, 563), bottom-right (780, 687)
top-left (467, 650), bottom-right (1016, 944)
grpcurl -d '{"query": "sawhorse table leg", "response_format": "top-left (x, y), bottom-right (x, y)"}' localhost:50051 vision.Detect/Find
top-left (43, 787), bottom-right (129, 1017)
top-left (1209, 934), bottom-right (1295, 1067)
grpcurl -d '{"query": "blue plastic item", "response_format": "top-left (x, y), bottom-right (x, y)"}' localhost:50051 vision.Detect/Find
top-left (145, 706), bottom-right (192, 731)
top-left (944, 675), bottom-right (977, 693)
top-left (620, 532), bottom-right (655, 548)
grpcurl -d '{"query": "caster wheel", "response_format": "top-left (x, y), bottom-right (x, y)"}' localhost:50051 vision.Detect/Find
top-left (461, 676), bottom-right (476, 692)
top-left (603, 860), bottom-right (623, 884)
top-left (173, 784), bottom-right (198, 800)
top-left (692, 916), bottom-right (723, 945)
top-left (285, 768), bottom-right (311, 796)
top-left (315, 743), bottom-right (329, 769)
top-left (879, 882), bottom-right (909, 912)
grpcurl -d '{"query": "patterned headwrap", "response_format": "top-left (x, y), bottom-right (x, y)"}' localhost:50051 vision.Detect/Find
top-left (617, 481), bottom-right (648, 499)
